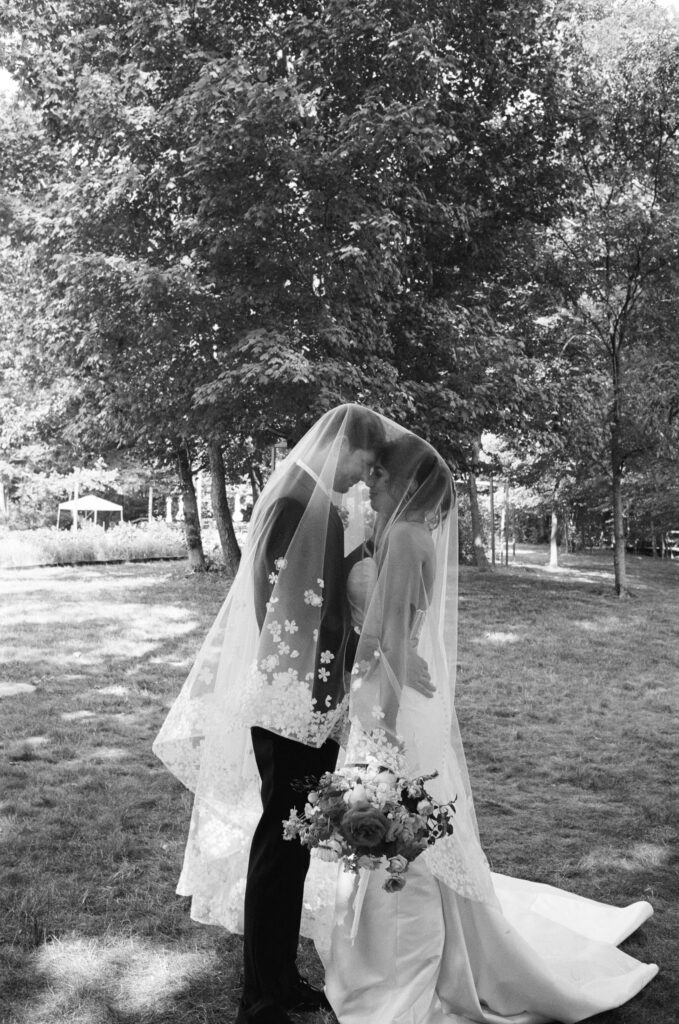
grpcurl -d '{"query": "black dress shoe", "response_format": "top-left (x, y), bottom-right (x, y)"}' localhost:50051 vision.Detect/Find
top-left (285, 976), bottom-right (331, 1013)
top-left (234, 1002), bottom-right (293, 1024)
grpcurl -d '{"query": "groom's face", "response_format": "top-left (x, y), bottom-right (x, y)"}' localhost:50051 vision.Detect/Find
top-left (333, 443), bottom-right (376, 493)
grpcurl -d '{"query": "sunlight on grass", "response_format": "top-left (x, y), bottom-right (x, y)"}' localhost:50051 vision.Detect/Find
top-left (3, 599), bottom-right (201, 671)
top-left (538, 566), bottom-right (619, 585)
top-left (0, 683), bottom-right (36, 696)
top-left (574, 616), bottom-right (622, 632)
top-left (0, 567), bottom-right (179, 596)
top-left (3, 600), bottom-right (200, 634)
top-left (483, 631), bottom-right (521, 644)
top-left (0, 813), bottom-right (17, 841)
top-left (25, 935), bottom-right (216, 1020)
top-left (87, 746), bottom-right (131, 761)
top-left (7, 736), bottom-right (49, 761)
top-left (579, 842), bottom-right (672, 873)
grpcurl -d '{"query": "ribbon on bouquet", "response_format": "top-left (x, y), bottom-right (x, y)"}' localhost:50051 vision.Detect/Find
top-left (350, 867), bottom-right (372, 942)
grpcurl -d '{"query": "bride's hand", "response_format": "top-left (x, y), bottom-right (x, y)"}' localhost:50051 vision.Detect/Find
top-left (404, 651), bottom-right (436, 698)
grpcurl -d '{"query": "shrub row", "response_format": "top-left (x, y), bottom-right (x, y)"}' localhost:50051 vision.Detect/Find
top-left (0, 521), bottom-right (191, 567)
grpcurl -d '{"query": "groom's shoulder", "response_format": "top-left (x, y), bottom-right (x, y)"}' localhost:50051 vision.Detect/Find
top-left (274, 464), bottom-right (320, 508)
top-left (264, 468), bottom-right (314, 530)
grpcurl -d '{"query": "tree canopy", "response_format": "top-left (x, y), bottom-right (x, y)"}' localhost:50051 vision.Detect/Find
top-left (2, 0), bottom-right (679, 588)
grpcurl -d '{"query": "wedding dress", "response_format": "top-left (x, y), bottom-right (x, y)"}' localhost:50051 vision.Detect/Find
top-left (315, 521), bottom-right (658, 1024)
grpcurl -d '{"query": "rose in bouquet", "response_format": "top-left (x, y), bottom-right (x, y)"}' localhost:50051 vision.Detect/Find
top-left (283, 761), bottom-right (455, 892)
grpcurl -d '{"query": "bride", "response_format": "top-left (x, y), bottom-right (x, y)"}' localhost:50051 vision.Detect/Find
top-left (323, 429), bottom-right (658, 1024)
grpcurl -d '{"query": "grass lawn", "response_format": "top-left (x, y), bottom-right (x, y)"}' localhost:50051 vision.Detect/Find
top-left (0, 547), bottom-right (676, 1024)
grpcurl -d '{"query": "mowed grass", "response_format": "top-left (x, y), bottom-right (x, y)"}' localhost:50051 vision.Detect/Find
top-left (0, 548), bottom-right (677, 1024)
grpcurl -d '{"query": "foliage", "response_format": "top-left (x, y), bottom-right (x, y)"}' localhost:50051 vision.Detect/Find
top-left (506, 1), bottom-right (679, 586)
top-left (0, 0), bottom-right (568, 459)
top-left (176, 0), bottom-right (569, 455)
top-left (2, 462), bottom-right (120, 529)
top-left (3, 0), bottom-right (679, 569)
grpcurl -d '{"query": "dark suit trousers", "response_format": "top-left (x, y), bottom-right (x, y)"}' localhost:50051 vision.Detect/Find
top-left (242, 726), bottom-right (340, 1012)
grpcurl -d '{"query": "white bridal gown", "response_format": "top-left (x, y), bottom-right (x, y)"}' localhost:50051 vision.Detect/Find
top-left (315, 682), bottom-right (658, 1024)
top-left (323, 858), bottom-right (657, 1024)
top-left (312, 544), bottom-right (658, 1024)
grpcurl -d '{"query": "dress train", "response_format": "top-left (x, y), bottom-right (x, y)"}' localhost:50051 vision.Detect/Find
top-left (322, 860), bottom-right (657, 1024)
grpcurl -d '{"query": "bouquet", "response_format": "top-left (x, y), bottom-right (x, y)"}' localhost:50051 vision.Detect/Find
top-left (283, 761), bottom-right (455, 892)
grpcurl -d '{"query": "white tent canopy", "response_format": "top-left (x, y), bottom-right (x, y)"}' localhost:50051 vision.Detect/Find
top-left (57, 494), bottom-right (124, 528)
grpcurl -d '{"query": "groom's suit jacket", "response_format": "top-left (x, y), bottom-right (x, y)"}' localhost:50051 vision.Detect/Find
top-left (252, 464), bottom-right (350, 714)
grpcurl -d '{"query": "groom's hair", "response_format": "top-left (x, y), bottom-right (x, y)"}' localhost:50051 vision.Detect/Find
top-left (343, 407), bottom-right (386, 453)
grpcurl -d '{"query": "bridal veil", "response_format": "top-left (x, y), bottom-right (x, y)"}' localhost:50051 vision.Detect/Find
top-left (152, 406), bottom-right (496, 931)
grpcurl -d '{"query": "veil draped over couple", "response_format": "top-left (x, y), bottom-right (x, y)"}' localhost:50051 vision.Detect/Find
top-left (153, 405), bottom-right (657, 1024)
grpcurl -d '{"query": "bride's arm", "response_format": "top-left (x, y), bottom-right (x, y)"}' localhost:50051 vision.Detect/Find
top-left (406, 650), bottom-right (435, 697)
top-left (372, 528), bottom-right (428, 730)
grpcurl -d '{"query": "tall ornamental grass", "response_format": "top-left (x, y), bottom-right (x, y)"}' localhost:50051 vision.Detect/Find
top-left (0, 522), bottom-right (190, 567)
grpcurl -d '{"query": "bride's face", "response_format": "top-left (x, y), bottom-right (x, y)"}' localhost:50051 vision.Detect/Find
top-left (368, 465), bottom-right (401, 517)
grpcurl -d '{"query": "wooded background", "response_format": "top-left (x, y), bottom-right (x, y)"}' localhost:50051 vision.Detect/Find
top-left (2, 0), bottom-right (679, 593)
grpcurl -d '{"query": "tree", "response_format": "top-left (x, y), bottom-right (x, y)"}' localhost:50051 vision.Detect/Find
top-left (1, 3), bottom-right (239, 569)
top-left (537, 1), bottom-right (679, 593)
top-left (174, 0), bottom-right (570, 550)
top-left (1, 0), bottom-right (573, 569)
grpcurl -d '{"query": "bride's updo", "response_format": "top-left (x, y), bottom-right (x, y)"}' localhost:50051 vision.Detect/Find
top-left (377, 434), bottom-right (453, 524)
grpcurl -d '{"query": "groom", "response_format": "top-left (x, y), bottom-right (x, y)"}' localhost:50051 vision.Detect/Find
top-left (236, 407), bottom-right (386, 1024)
top-left (237, 406), bottom-right (436, 1024)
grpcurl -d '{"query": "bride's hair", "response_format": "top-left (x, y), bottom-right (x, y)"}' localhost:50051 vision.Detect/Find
top-left (377, 435), bottom-right (453, 522)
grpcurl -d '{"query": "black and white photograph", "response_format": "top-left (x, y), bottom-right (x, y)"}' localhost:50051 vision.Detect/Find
top-left (1, 3), bottom-right (676, 1023)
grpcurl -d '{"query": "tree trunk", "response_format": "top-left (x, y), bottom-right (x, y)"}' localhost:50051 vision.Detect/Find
top-left (610, 427), bottom-right (629, 596)
top-left (489, 473), bottom-right (496, 567)
top-left (503, 480), bottom-right (510, 567)
top-left (468, 443), bottom-right (489, 571)
top-left (549, 507), bottom-right (559, 567)
top-left (208, 440), bottom-right (241, 576)
top-left (248, 462), bottom-right (263, 506)
top-left (608, 332), bottom-right (630, 596)
top-left (72, 477), bottom-right (79, 533)
top-left (176, 445), bottom-right (206, 572)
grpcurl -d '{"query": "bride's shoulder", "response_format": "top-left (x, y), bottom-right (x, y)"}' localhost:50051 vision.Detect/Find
top-left (389, 519), bottom-right (430, 539)
top-left (384, 520), bottom-right (433, 556)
